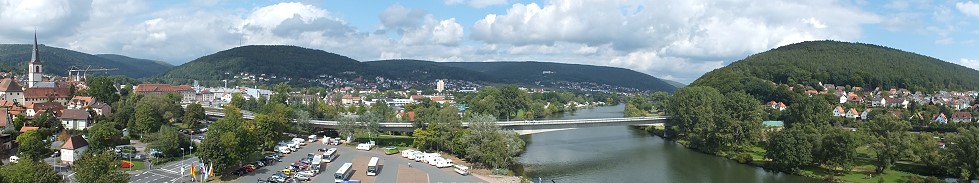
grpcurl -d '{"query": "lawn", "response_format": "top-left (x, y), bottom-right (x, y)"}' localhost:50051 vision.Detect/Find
top-left (737, 145), bottom-right (927, 182)
top-left (119, 160), bottom-right (146, 171)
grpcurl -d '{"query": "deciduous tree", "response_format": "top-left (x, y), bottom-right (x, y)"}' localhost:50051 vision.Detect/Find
top-left (74, 150), bottom-right (129, 183)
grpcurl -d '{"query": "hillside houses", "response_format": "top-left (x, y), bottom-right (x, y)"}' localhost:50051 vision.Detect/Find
top-left (800, 82), bottom-right (979, 124)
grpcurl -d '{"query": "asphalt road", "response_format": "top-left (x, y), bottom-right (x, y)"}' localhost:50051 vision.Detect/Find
top-left (236, 140), bottom-right (484, 183)
top-left (129, 157), bottom-right (199, 183)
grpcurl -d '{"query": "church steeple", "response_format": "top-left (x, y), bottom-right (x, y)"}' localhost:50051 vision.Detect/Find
top-left (30, 32), bottom-right (40, 64)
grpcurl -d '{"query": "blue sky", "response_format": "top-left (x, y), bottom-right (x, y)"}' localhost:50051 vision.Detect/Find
top-left (0, 0), bottom-right (978, 84)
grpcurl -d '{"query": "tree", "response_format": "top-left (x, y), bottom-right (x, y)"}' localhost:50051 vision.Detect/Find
top-left (784, 96), bottom-right (831, 129)
top-left (15, 130), bottom-right (49, 161)
top-left (722, 92), bottom-right (763, 152)
top-left (862, 115), bottom-right (911, 174)
top-left (462, 114), bottom-right (525, 169)
top-left (664, 86), bottom-right (726, 153)
top-left (74, 150), bottom-right (129, 183)
top-left (624, 103), bottom-right (644, 117)
top-left (0, 161), bottom-right (61, 183)
top-left (132, 101), bottom-right (161, 138)
top-left (816, 128), bottom-right (859, 172)
top-left (87, 76), bottom-right (120, 104)
top-left (10, 114), bottom-right (25, 131)
top-left (947, 127), bottom-right (979, 180)
top-left (88, 121), bottom-right (123, 151)
top-left (254, 108), bottom-right (289, 152)
top-left (183, 103), bottom-right (205, 128)
top-left (146, 125), bottom-right (191, 158)
top-left (497, 85), bottom-right (528, 120)
top-left (199, 106), bottom-right (256, 175)
top-left (337, 116), bottom-right (358, 141)
top-left (765, 128), bottom-right (814, 173)
top-left (230, 93), bottom-right (246, 109)
top-left (360, 112), bottom-right (382, 141)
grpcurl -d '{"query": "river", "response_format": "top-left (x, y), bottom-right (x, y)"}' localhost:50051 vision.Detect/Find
top-left (517, 104), bottom-right (820, 183)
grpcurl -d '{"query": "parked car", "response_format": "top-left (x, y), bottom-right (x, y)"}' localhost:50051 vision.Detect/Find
top-left (50, 151), bottom-right (60, 158)
top-left (294, 174), bottom-right (311, 181)
top-left (297, 170), bottom-right (315, 177)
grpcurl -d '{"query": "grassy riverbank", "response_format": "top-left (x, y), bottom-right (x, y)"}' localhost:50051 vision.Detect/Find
top-left (642, 126), bottom-right (935, 183)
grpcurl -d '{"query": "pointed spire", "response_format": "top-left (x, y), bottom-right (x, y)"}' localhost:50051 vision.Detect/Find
top-left (30, 30), bottom-right (40, 64)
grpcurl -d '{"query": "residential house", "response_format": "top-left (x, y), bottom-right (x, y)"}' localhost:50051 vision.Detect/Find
top-left (846, 108), bottom-right (859, 119)
top-left (60, 109), bottom-right (90, 130)
top-left (134, 84), bottom-right (196, 104)
top-left (848, 95), bottom-right (864, 103)
top-left (951, 112), bottom-right (972, 123)
top-left (833, 106), bottom-right (846, 117)
top-left (60, 136), bottom-right (88, 165)
top-left (933, 113), bottom-right (949, 124)
top-left (90, 103), bottom-right (112, 117)
top-left (25, 102), bottom-right (64, 117)
top-left (871, 97), bottom-right (886, 107)
top-left (0, 108), bottom-right (9, 129)
top-left (67, 96), bottom-right (94, 109)
top-left (0, 78), bottom-right (24, 104)
top-left (838, 95), bottom-right (847, 104)
top-left (861, 109), bottom-right (873, 120)
top-left (776, 102), bottom-right (786, 111)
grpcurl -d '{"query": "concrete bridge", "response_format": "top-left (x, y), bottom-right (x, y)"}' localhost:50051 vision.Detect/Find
top-left (205, 111), bottom-right (666, 135)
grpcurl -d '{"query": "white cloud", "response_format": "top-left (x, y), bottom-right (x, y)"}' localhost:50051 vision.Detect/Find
top-left (955, 58), bottom-right (979, 70)
top-left (445, 0), bottom-right (507, 8)
top-left (610, 50), bottom-right (726, 83)
top-left (956, 1), bottom-right (979, 18)
top-left (0, 0), bottom-right (93, 39)
top-left (432, 18), bottom-right (464, 46)
top-left (470, 0), bottom-right (879, 82)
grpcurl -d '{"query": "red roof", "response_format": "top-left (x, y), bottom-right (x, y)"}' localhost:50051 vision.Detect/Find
top-left (61, 135), bottom-right (88, 150)
top-left (134, 84), bottom-right (193, 93)
top-left (19, 126), bottom-right (38, 132)
top-left (951, 112), bottom-right (972, 120)
top-left (24, 87), bottom-right (70, 99)
top-left (61, 109), bottom-right (89, 120)
top-left (0, 78), bottom-right (23, 92)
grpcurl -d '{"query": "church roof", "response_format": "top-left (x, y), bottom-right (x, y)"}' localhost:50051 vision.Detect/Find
top-left (24, 87), bottom-right (69, 99)
top-left (0, 78), bottom-right (23, 92)
top-left (30, 33), bottom-right (41, 64)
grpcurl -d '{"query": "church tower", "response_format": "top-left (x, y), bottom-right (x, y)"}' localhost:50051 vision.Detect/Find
top-left (28, 33), bottom-right (43, 88)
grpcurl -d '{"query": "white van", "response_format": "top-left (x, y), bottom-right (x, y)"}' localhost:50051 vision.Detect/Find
top-left (278, 146), bottom-right (292, 154)
top-left (356, 143), bottom-right (373, 151)
top-left (454, 165), bottom-right (470, 175)
top-left (308, 135), bottom-right (318, 142)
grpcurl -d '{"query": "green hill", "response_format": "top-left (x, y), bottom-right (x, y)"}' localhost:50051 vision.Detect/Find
top-left (164, 45), bottom-right (676, 92)
top-left (0, 44), bottom-right (172, 78)
top-left (363, 59), bottom-right (495, 81)
top-left (162, 45), bottom-right (381, 80)
top-left (442, 61), bottom-right (676, 91)
top-left (691, 40), bottom-right (979, 95)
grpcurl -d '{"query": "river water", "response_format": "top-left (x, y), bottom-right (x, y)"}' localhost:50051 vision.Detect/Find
top-left (518, 104), bottom-right (819, 183)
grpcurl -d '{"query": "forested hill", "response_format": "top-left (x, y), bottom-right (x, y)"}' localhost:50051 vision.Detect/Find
top-left (162, 45), bottom-right (381, 80)
top-left (0, 44), bottom-right (172, 78)
top-left (164, 45), bottom-right (677, 92)
top-left (441, 61), bottom-right (676, 91)
top-left (691, 40), bottom-right (979, 94)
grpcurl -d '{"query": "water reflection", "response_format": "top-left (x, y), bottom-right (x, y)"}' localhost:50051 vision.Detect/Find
top-left (518, 105), bottom-right (818, 183)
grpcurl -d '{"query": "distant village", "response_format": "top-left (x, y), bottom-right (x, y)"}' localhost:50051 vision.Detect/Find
top-left (766, 82), bottom-right (979, 125)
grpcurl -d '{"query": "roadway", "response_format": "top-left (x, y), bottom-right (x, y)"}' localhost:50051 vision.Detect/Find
top-left (236, 140), bottom-right (482, 183)
top-left (129, 157), bottom-right (199, 183)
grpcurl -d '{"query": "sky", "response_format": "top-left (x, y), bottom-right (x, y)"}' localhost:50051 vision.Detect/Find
top-left (0, 0), bottom-right (978, 84)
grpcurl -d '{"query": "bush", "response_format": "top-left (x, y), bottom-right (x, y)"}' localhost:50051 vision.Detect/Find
top-left (732, 153), bottom-right (753, 164)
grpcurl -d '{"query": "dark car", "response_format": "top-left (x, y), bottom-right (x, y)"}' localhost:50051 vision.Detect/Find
top-left (318, 148), bottom-right (328, 152)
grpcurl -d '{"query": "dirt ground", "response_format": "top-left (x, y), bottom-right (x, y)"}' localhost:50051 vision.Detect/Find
top-left (396, 164), bottom-right (428, 183)
top-left (349, 155), bottom-right (376, 183)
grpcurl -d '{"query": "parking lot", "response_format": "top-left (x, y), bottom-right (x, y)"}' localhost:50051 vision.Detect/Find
top-left (235, 139), bottom-right (483, 183)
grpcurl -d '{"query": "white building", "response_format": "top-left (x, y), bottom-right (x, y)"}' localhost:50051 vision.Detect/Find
top-left (60, 136), bottom-right (88, 165)
top-left (60, 109), bottom-right (91, 130)
top-left (436, 79), bottom-right (445, 93)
